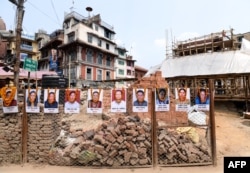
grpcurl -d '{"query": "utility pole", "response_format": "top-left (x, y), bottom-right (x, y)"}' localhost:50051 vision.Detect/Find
top-left (9, 0), bottom-right (25, 92)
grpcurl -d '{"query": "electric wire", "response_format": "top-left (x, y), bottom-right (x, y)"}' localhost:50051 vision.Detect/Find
top-left (26, 0), bottom-right (61, 28)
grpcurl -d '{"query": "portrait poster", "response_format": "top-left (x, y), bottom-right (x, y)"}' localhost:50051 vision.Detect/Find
top-left (195, 88), bottom-right (210, 111)
top-left (44, 89), bottom-right (59, 113)
top-left (26, 88), bottom-right (41, 113)
top-left (132, 88), bottom-right (148, 112)
top-left (2, 86), bottom-right (18, 114)
top-left (87, 89), bottom-right (103, 113)
top-left (111, 88), bottom-right (126, 113)
top-left (175, 88), bottom-right (191, 111)
top-left (64, 89), bottom-right (80, 113)
top-left (155, 88), bottom-right (169, 112)
top-left (49, 49), bottom-right (58, 71)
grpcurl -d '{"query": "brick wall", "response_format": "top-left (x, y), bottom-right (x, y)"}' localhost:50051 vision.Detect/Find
top-left (0, 108), bottom-right (22, 164)
top-left (26, 106), bottom-right (62, 163)
top-left (129, 70), bottom-right (188, 126)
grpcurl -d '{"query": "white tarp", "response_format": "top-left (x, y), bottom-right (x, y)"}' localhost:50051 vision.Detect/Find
top-left (145, 38), bottom-right (250, 78)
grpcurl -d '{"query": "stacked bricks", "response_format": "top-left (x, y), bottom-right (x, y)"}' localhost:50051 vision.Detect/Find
top-left (27, 106), bottom-right (62, 163)
top-left (48, 115), bottom-right (152, 167)
top-left (0, 108), bottom-right (22, 164)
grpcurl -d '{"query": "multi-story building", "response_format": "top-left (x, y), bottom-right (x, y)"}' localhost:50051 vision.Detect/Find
top-left (114, 46), bottom-right (136, 88)
top-left (135, 65), bottom-right (148, 80)
top-left (0, 29), bottom-right (39, 67)
top-left (0, 17), bottom-right (7, 61)
top-left (37, 29), bottom-right (64, 74)
top-left (59, 11), bottom-right (117, 87)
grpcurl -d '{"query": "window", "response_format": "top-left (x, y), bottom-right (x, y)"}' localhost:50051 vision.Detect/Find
top-left (68, 32), bottom-right (75, 42)
top-left (97, 53), bottom-right (103, 65)
top-left (104, 29), bottom-right (111, 39)
top-left (87, 67), bottom-right (92, 80)
top-left (98, 39), bottom-right (102, 47)
top-left (106, 43), bottom-right (109, 50)
top-left (69, 51), bottom-right (76, 61)
top-left (70, 67), bottom-right (76, 79)
top-left (127, 69), bottom-right (131, 75)
top-left (97, 69), bottom-right (102, 80)
top-left (118, 49), bottom-right (125, 56)
top-left (86, 49), bottom-right (93, 63)
top-left (127, 61), bottom-right (134, 67)
top-left (38, 42), bottom-right (42, 49)
top-left (106, 56), bottom-right (111, 66)
top-left (21, 40), bottom-right (32, 46)
top-left (88, 34), bottom-right (93, 43)
top-left (106, 71), bottom-right (111, 80)
top-left (118, 60), bottom-right (125, 65)
top-left (119, 69), bottom-right (124, 75)
top-left (95, 25), bottom-right (98, 31)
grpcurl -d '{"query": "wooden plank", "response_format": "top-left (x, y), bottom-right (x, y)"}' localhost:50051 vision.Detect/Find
top-left (151, 90), bottom-right (158, 167)
top-left (21, 89), bottom-right (28, 164)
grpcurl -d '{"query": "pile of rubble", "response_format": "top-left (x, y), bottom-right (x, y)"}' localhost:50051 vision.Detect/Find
top-left (49, 115), bottom-right (152, 167)
top-left (157, 127), bottom-right (212, 164)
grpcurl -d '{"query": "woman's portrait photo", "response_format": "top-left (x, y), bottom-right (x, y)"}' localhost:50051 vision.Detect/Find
top-left (1, 85), bottom-right (18, 114)
top-left (87, 89), bottom-right (103, 113)
top-left (26, 89), bottom-right (40, 113)
top-left (195, 88), bottom-right (210, 111)
top-left (175, 87), bottom-right (190, 111)
top-left (44, 89), bottom-right (59, 113)
top-left (155, 88), bottom-right (169, 112)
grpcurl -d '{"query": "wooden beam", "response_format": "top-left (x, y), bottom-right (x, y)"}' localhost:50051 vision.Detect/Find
top-left (209, 79), bottom-right (217, 166)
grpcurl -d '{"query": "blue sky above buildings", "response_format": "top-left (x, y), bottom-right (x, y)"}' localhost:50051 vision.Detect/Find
top-left (1, 0), bottom-right (250, 69)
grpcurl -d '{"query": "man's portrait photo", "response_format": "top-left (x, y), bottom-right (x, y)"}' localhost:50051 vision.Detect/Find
top-left (111, 89), bottom-right (126, 112)
top-left (133, 88), bottom-right (148, 112)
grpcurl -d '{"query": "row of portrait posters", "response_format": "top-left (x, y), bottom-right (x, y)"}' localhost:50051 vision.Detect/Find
top-left (1, 87), bottom-right (210, 114)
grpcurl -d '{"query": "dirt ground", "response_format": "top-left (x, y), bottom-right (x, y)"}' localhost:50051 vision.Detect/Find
top-left (1, 102), bottom-right (250, 173)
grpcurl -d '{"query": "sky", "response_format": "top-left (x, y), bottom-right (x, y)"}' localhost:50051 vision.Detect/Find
top-left (1, 0), bottom-right (250, 69)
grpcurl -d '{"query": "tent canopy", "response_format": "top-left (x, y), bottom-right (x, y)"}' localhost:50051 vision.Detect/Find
top-left (0, 67), bottom-right (57, 80)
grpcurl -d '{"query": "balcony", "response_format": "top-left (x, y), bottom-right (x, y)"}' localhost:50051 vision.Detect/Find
top-left (21, 44), bottom-right (33, 51)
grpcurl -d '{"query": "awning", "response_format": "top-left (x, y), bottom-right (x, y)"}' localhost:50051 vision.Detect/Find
top-left (0, 67), bottom-right (57, 80)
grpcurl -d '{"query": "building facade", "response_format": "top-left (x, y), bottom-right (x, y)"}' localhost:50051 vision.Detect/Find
top-left (58, 11), bottom-right (117, 87)
top-left (114, 46), bottom-right (136, 88)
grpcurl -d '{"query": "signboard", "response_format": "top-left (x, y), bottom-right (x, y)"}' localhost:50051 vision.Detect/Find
top-left (49, 49), bottom-right (58, 71)
top-left (20, 53), bottom-right (28, 62)
top-left (24, 58), bottom-right (38, 72)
